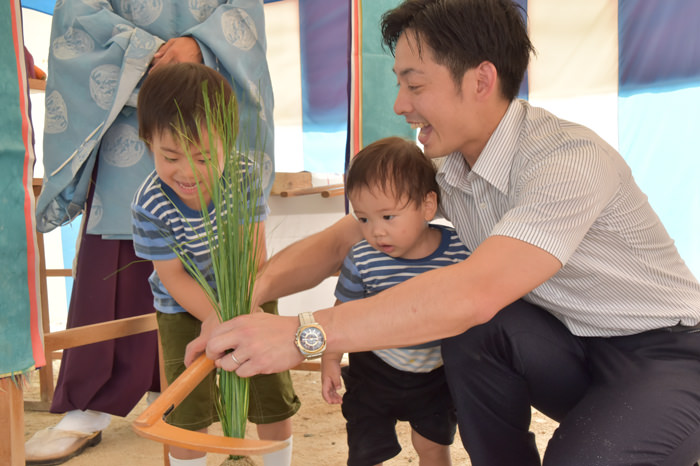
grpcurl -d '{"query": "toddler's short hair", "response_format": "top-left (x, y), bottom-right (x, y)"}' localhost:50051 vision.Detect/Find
top-left (346, 137), bottom-right (439, 207)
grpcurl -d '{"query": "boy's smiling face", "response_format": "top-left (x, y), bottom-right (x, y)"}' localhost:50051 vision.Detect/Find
top-left (150, 128), bottom-right (224, 209)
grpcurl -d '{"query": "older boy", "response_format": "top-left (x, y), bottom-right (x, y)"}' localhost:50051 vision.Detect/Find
top-left (132, 63), bottom-right (298, 466)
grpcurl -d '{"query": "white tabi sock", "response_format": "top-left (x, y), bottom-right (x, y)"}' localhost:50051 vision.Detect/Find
top-left (167, 453), bottom-right (207, 466)
top-left (262, 435), bottom-right (293, 466)
top-left (146, 391), bottom-right (160, 405)
top-left (55, 409), bottom-right (111, 433)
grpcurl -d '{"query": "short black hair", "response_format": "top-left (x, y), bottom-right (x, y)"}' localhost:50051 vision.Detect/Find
top-left (381, 0), bottom-right (534, 100)
top-left (137, 62), bottom-right (236, 145)
top-left (346, 137), bottom-right (439, 207)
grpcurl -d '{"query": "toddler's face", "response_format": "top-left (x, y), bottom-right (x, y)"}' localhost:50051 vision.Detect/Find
top-left (349, 185), bottom-right (437, 260)
top-left (151, 129), bottom-right (224, 209)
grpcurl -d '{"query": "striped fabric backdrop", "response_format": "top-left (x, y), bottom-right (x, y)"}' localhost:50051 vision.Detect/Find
top-left (1, 0), bottom-right (43, 377)
top-left (349, 0), bottom-right (415, 157)
top-left (524, 0), bottom-right (700, 278)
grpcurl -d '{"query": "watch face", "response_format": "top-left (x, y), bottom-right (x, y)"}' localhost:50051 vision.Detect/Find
top-left (299, 326), bottom-right (325, 352)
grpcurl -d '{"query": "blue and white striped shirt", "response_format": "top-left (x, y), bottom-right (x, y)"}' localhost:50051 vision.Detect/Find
top-left (131, 169), bottom-right (268, 314)
top-left (335, 224), bottom-right (470, 372)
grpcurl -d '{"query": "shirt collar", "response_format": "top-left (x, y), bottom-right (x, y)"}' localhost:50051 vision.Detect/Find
top-left (437, 99), bottom-right (525, 196)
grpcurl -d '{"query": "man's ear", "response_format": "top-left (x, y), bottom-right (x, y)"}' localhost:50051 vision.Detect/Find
top-left (423, 191), bottom-right (439, 221)
top-left (474, 61), bottom-right (498, 100)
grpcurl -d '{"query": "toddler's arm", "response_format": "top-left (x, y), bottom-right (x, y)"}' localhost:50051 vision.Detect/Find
top-left (321, 298), bottom-right (346, 404)
top-left (321, 352), bottom-right (344, 405)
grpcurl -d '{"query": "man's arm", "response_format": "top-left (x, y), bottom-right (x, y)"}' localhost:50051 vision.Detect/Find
top-left (184, 215), bottom-right (361, 366)
top-left (203, 234), bottom-right (561, 377)
top-left (252, 214), bottom-right (363, 308)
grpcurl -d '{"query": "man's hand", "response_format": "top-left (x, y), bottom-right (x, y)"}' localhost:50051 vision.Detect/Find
top-left (202, 312), bottom-right (304, 377)
top-left (184, 306), bottom-right (264, 367)
top-left (151, 37), bottom-right (202, 70)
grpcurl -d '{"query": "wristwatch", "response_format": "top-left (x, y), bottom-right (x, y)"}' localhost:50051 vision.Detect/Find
top-left (295, 312), bottom-right (326, 359)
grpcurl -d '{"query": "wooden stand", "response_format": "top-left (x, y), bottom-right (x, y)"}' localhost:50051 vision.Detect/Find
top-left (0, 378), bottom-right (25, 466)
top-left (132, 355), bottom-right (336, 456)
top-left (9, 174), bottom-right (340, 465)
top-left (25, 179), bottom-right (72, 411)
top-left (9, 178), bottom-right (160, 465)
top-left (133, 355), bottom-right (287, 456)
top-left (271, 171), bottom-right (345, 198)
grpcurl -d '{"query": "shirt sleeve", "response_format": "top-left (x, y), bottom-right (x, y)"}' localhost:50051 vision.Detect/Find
top-left (131, 201), bottom-right (178, 262)
top-left (243, 157), bottom-right (269, 223)
top-left (492, 141), bottom-right (620, 265)
top-left (334, 252), bottom-right (366, 303)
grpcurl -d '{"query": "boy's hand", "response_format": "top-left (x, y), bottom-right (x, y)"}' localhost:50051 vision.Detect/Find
top-left (185, 312), bottom-right (222, 367)
top-left (184, 332), bottom-right (206, 367)
top-left (200, 311), bottom-right (221, 341)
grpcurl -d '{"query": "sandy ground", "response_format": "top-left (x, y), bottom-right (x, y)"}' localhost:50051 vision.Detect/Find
top-left (24, 365), bottom-right (559, 465)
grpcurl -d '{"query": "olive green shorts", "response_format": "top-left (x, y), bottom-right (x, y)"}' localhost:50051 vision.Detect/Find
top-left (157, 301), bottom-right (301, 431)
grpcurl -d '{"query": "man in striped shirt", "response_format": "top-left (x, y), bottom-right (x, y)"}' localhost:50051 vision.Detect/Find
top-left (191, 1), bottom-right (700, 464)
top-left (322, 137), bottom-right (469, 466)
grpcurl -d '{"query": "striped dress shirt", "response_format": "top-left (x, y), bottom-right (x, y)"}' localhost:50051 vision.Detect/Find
top-left (437, 99), bottom-right (700, 337)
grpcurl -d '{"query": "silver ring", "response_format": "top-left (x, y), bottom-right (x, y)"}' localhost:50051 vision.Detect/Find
top-left (230, 352), bottom-right (241, 365)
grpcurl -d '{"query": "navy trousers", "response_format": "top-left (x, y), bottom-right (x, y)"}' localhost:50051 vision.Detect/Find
top-left (442, 300), bottom-right (700, 466)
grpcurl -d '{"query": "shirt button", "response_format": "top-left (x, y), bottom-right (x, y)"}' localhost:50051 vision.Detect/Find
top-left (479, 202), bottom-right (487, 209)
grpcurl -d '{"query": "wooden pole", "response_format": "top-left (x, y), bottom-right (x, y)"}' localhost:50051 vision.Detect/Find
top-left (0, 377), bottom-right (25, 466)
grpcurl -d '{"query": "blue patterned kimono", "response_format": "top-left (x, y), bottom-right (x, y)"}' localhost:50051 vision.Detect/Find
top-left (36, 0), bottom-right (274, 239)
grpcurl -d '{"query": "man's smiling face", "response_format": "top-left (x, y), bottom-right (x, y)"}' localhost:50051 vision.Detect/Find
top-left (392, 30), bottom-right (485, 162)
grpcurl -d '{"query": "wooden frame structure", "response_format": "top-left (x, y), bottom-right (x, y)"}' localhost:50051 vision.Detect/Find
top-left (133, 354), bottom-right (287, 455)
top-left (3, 173), bottom-right (342, 466)
top-left (2, 179), bottom-right (161, 466)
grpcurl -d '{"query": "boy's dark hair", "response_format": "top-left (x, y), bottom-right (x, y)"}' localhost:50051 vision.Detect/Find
top-left (381, 0), bottom-right (534, 101)
top-left (138, 62), bottom-right (236, 145)
top-left (346, 137), bottom-right (440, 207)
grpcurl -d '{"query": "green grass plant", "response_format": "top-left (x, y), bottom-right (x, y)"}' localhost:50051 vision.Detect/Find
top-left (164, 82), bottom-right (267, 442)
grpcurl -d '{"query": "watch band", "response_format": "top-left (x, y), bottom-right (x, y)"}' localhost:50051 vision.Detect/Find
top-left (299, 312), bottom-right (315, 326)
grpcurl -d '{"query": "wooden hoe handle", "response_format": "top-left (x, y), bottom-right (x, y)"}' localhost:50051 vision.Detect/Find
top-left (132, 354), bottom-right (287, 455)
